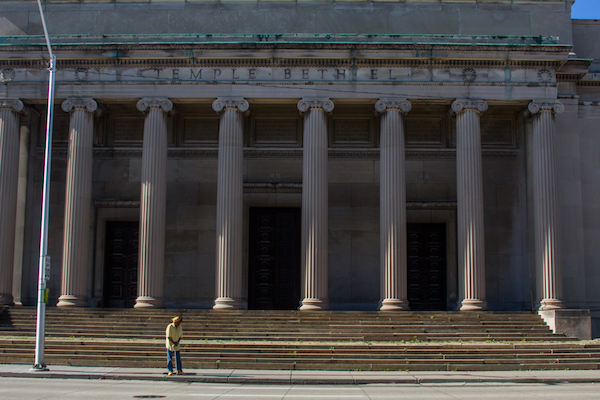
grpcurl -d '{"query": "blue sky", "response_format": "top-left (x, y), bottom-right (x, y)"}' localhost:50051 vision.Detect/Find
top-left (572, 0), bottom-right (600, 19)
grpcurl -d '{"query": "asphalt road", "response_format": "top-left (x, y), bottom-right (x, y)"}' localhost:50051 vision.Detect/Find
top-left (1, 378), bottom-right (599, 400)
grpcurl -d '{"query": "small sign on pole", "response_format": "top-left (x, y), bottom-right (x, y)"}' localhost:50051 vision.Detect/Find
top-left (44, 256), bottom-right (50, 281)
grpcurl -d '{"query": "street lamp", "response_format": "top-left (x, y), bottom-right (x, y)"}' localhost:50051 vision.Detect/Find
top-left (32, 0), bottom-right (56, 371)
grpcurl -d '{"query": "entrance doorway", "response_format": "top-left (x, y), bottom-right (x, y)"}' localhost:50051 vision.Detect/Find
top-left (407, 223), bottom-right (447, 311)
top-left (248, 208), bottom-right (301, 310)
top-left (103, 221), bottom-right (139, 308)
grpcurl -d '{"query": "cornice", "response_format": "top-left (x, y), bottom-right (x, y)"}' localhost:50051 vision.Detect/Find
top-left (2, 42), bottom-right (567, 52)
top-left (0, 32), bottom-right (570, 68)
top-left (0, 57), bottom-right (567, 70)
top-left (578, 81), bottom-right (600, 87)
top-left (557, 73), bottom-right (587, 82)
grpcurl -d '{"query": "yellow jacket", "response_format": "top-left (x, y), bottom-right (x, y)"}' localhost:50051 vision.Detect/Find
top-left (165, 322), bottom-right (183, 351)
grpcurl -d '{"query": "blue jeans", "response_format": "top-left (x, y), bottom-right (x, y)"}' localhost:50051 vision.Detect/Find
top-left (167, 349), bottom-right (182, 372)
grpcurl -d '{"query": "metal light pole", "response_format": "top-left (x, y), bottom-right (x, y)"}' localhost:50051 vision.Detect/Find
top-left (32, 0), bottom-right (56, 372)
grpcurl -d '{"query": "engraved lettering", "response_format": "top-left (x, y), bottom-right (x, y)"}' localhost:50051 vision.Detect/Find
top-left (249, 69), bottom-right (256, 79)
top-left (213, 69), bottom-right (221, 79)
top-left (190, 69), bottom-right (203, 79)
top-left (285, 69), bottom-right (291, 79)
top-left (389, 69), bottom-right (396, 80)
top-left (371, 69), bottom-right (378, 80)
top-left (336, 69), bottom-right (346, 80)
top-left (173, 69), bottom-right (179, 80)
top-left (232, 68), bottom-right (239, 79)
top-left (318, 69), bottom-right (327, 79)
top-left (302, 69), bottom-right (309, 79)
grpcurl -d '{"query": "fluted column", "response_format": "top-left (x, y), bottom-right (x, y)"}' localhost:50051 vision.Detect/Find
top-left (376, 99), bottom-right (412, 311)
top-left (529, 100), bottom-right (565, 311)
top-left (213, 98), bottom-right (248, 310)
top-left (298, 98), bottom-right (334, 311)
top-left (57, 98), bottom-right (97, 307)
top-left (0, 99), bottom-right (23, 305)
top-left (452, 99), bottom-right (488, 311)
top-left (135, 98), bottom-right (172, 308)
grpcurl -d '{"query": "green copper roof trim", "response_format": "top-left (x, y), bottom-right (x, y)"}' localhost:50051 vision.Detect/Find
top-left (0, 33), bottom-right (563, 47)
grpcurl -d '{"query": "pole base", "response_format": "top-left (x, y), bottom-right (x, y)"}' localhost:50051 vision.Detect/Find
top-left (31, 364), bottom-right (48, 371)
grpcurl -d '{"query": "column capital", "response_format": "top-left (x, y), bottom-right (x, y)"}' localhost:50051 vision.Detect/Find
top-left (212, 98), bottom-right (249, 113)
top-left (61, 98), bottom-right (97, 113)
top-left (451, 99), bottom-right (488, 114)
top-left (528, 100), bottom-right (564, 115)
top-left (0, 99), bottom-right (24, 113)
top-left (297, 98), bottom-right (334, 113)
top-left (136, 98), bottom-right (173, 113)
top-left (375, 98), bottom-right (412, 114)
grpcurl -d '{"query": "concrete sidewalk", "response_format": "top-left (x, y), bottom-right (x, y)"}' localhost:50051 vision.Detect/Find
top-left (1, 364), bottom-right (600, 384)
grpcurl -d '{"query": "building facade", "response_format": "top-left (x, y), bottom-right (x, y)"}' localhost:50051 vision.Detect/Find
top-left (1, 1), bottom-right (600, 334)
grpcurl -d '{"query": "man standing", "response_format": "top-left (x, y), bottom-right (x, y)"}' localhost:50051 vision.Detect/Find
top-left (166, 316), bottom-right (184, 376)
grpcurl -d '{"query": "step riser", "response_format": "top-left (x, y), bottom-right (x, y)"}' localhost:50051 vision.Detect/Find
top-left (0, 308), bottom-right (587, 372)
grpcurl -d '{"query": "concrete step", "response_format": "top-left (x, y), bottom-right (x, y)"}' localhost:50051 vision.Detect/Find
top-left (2, 342), bottom-right (599, 371)
top-left (1, 307), bottom-right (562, 341)
top-left (1, 307), bottom-right (588, 371)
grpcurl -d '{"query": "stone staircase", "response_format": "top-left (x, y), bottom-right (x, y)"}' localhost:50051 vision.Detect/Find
top-left (1, 307), bottom-right (599, 371)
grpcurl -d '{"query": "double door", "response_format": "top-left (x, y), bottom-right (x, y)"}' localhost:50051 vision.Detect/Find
top-left (248, 208), bottom-right (301, 310)
top-left (407, 223), bottom-right (447, 311)
top-left (103, 221), bottom-right (139, 308)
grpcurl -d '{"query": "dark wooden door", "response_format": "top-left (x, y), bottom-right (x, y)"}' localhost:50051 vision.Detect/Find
top-left (104, 221), bottom-right (139, 308)
top-left (407, 223), bottom-right (447, 311)
top-left (249, 208), bottom-right (301, 310)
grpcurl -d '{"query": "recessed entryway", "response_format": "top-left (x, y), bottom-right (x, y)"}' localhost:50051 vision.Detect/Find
top-left (248, 208), bottom-right (301, 310)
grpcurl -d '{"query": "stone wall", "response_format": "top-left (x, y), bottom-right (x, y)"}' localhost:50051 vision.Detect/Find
top-left (572, 20), bottom-right (600, 73)
top-left (0, 0), bottom-right (574, 43)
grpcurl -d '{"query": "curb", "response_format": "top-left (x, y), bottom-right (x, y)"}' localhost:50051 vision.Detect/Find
top-left (1, 371), bottom-right (599, 385)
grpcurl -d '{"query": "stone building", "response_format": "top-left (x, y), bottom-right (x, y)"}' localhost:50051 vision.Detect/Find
top-left (0, 1), bottom-right (599, 335)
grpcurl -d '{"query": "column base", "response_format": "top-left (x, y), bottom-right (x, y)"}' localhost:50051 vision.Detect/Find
top-left (539, 298), bottom-right (565, 311)
top-left (57, 295), bottom-right (88, 307)
top-left (213, 297), bottom-right (244, 310)
top-left (379, 299), bottom-right (411, 311)
top-left (134, 296), bottom-right (165, 308)
top-left (460, 299), bottom-right (488, 311)
top-left (0, 294), bottom-right (14, 306)
top-left (299, 298), bottom-right (329, 311)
